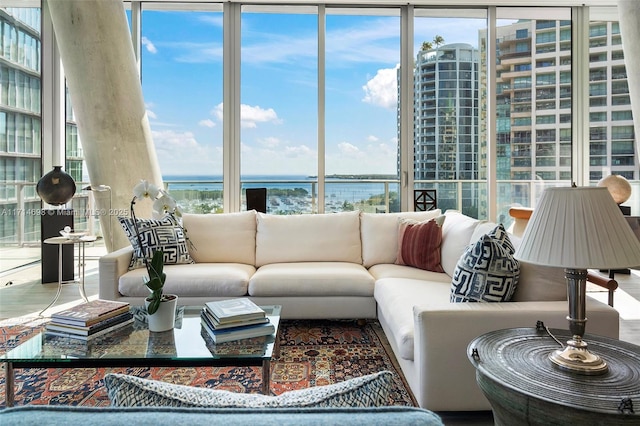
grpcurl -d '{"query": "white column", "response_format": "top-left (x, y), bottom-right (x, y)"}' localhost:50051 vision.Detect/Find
top-left (47, 0), bottom-right (162, 251)
top-left (617, 0), bottom-right (640, 163)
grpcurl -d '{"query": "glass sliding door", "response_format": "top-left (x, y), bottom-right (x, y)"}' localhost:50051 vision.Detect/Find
top-left (140, 4), bottom-right (224, 214)
top-left (325, 8), bottom-right (400, 214)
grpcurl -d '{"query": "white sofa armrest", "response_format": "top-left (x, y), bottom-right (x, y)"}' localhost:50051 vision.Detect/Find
top-left (412, 298), bottom-right (619, 411)
top-left (98, 246), bottom-right (133, 301)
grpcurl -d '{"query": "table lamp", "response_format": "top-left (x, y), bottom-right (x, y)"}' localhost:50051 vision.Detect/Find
top-left (515, 185), bottom-right (640, 375)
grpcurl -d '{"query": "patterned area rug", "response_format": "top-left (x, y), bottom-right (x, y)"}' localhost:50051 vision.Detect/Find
top-left (0, 318), bottom-right (416, 407)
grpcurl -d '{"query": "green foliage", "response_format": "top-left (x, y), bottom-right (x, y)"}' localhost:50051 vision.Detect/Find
top-left (144, 250), bottom-right (167, 315)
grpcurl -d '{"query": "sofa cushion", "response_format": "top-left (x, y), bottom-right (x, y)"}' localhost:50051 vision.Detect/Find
top-left (118, 214), bottom-right (194, 269)
top-left (255, 211), bottom-right (362, 267)
top-left (368, 264), bottom-right (452, 283)
top-left (374, 277), bottom-right (452, 361)
top-left (511, 261), bottom-right (567, 302)
top-left (182, 211), bottom-right (256, 265)
top-left (396, 216), bottom-right (445, 272)
top-left (440, 210), bottom-right (481, 277)
top-left (360, 210), bottom-right (442, 268)
top-left (0, 406), bottom-right (445, 426)
top-left (118, 263), bottom-right (255, 298)
top-left (450, 225), bottom-right (520, 303)
top-left (249, 262), bottom-right (375, 297)
top-left (105, 371), bottom-right (393, 408)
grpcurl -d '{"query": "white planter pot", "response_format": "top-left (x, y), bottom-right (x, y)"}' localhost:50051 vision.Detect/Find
top-left (145, 294), bottom-right (178, 332)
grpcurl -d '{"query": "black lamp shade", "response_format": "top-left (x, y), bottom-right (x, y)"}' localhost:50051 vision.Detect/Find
top-left (36, 166), bottom-right (76, 205)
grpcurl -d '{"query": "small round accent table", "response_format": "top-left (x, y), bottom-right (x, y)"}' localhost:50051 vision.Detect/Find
top-left (42, 235), bottom-right (96, 314)
top-left (468, 327), bottom-right (640, 425)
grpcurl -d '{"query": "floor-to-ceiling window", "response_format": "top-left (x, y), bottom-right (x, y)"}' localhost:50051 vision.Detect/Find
top-left (414, 9), bottom-right (486, 218)
top-left (325, 7), bottom-right (400, 214)
top-left (240, 5), bottom-right (318, 214)
top-left (1, 2), bottom-right (638, 266)
top-left (140, 4), bottom-right (224, 213)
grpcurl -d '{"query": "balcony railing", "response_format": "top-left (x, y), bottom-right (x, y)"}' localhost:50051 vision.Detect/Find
top-left (2, 178), bottom-right (639, 251)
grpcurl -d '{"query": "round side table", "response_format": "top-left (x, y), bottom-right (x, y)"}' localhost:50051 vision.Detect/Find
top-left (468, 327), bottom-right (640, 425)
top-left (42, 235), bottom-right (97, 314)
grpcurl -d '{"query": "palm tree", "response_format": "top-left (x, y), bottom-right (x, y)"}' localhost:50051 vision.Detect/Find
top-left (433, 35), bottom-right (445, 48)
top-left (421, 41), bottom-right (433, 51)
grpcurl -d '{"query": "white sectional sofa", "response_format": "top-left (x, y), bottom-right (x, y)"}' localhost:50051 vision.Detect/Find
top-left (99, 209), bottom-right (620, 412)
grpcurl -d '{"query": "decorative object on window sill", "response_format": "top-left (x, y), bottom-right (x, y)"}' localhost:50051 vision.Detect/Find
top-left (36, 166), bottom-right (76, 205)
top-left (597, 174), bottom-right (632, 215)
top-left (515, 185), bottom-right (640, 375)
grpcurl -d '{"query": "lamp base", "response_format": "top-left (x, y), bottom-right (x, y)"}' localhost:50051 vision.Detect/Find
top-left (549, 337), bottom-right (608, 375)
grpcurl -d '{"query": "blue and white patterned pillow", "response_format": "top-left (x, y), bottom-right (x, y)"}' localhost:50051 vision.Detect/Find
top-left (118, 214), bottom-right (194, 269)
top-left (450, 224), bottom-right (520, 303)
top-left (104, 371), bottom-right (393, 408)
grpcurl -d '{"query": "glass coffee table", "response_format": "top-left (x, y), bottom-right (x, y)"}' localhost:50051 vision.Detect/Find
top-left (1, 305), bottom-right (281, 407)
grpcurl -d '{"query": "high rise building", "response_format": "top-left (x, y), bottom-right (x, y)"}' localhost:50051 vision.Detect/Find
top-left (412, 43), bottom-right (480, 215)
top-left (0, 7), bottom-right (84, 246)
top-left (410, 19), bottom-right (636, 214)
top-left (0, 7), bottom-right (43, 244)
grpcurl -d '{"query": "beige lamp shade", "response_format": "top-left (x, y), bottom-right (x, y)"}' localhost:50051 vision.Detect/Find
top-left (515, 186), bottom-right (640, 270)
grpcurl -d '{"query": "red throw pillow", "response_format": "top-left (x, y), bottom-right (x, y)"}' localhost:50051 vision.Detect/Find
top-left (396, 216), bottom-right (445, 272)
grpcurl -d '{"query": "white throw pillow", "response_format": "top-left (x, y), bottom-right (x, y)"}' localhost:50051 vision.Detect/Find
top-left (440, 210), bottom-right (481, 277)
top-left (105, 371), bottom-right (393, 408)
top-left (255, 211), bottom-right (362, 267)
top-left (360, 210), bottom-right (442, 268)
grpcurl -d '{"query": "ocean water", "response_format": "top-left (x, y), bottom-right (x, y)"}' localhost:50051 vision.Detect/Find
top-left (164, 174), bottom-right (400, 203)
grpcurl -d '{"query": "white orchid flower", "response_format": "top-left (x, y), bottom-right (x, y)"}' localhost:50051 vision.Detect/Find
top-left (153, 194), bottom-right (177, 215)
top-left (133, 180), bottom-right (160, 200)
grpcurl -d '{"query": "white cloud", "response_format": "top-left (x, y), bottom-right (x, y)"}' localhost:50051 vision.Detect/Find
top-left (284, 145), bottom-right (313, 157)
top-left (199, 119), bottom-right (216, 128)
top-left (338, 142), bottom-right (361, 155)
top-left (211, 103), bottom-right (281, 129)
top-left (362, 65), bottom-right (399, 109)
top-left (241, 104), bottom-right (281, 128)
top-left (367, 135), bottom-right (379, 142)
top-left (142, 37), bottom-right (157, 54)
top-left (146, 109), bottom-right (157, 120)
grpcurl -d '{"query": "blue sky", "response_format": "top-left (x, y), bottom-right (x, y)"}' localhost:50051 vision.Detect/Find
top-left (137, 9), bottom-right (487, 176)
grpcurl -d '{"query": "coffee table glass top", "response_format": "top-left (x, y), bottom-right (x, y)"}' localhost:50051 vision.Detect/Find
top-left (2, 305), bottom-right (281, 363)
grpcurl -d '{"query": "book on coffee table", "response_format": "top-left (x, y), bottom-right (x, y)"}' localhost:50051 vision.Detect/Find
top-left (204, 298), bottom-right (265, 325)
top-left (46, 311), bottom-right (134, 336)
top-left (44, 316), bottom-right (134, 341)
top-left (51, 299), bottom-right (130, 327)
top-left (201, 307), bottom-right (269, 330)
top-left (200, 314), bottom-right (275, 344)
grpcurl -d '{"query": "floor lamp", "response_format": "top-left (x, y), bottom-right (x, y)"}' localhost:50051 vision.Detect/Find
top-left (84, 185), bottom-right (113, 251)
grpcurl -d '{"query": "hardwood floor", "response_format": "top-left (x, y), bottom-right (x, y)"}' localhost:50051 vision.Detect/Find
top-left (1, 249), bottom-right (638, 426)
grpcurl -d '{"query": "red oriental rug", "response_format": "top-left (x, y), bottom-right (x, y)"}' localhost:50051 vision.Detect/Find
top-left (0, 318), bottom-right (417, 407)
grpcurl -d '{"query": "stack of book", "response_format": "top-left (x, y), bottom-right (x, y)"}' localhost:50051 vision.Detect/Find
top-left (45, 299), bottom-right (133, 341)
top-left (201, 298), bottom-right (275, 344)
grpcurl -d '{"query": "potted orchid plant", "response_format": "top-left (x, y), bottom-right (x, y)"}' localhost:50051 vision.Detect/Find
top-left (129, 180), bottom-right (184, 331)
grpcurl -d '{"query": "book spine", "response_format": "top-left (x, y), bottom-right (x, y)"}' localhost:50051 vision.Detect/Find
top-left (47, 312), bottom-right (134, 336)
top-left (45, 318), bottom-right (134, 341)
top-left (201, 319), bottom-right (275, 344)
top-left (51, 306), bottom-right (131, 327)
